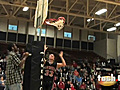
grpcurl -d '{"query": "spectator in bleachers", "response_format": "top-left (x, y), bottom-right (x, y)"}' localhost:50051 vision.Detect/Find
top-left (70, 83), bottom-right (76, 90)
top-left (96, 82), bottom-right (101, 90)
top-left (58, 69), bottom-right (64, 80)
top-left (0, 76), bottom-right (5, 86)
top-left (86, 81), bottom-right (91, 90)
top-left (80, 82), bottom-right (86, 90)
top-left (118, 82), bottom-right (120, 90)
top-left (65, 81), bottom-right (71, 90)
top-left (53, 82), bottom-right (57, 90)
top-left (57, 78), bottom-right (65, 90)
top-left (74, 69), bottom-right (79, 77)
top-left (72, 61), bottom-right (78, 69)
top-left (91, 81), bottom-right (96, 90)
top-left (73, 69), bottom-right (79, 83)
top-left (76, 75), bottom-right (82, 86)
top-left (0, 67), bottom-right (4, 76)
top-left (0, 76), bottom-right (5, 90)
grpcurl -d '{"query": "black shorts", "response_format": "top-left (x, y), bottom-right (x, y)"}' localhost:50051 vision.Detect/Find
top-left (43, 81), bottom-right (53, 90)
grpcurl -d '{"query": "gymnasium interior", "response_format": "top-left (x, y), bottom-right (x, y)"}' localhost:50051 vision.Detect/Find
top-left (0, 0), bottom-right (120, 90)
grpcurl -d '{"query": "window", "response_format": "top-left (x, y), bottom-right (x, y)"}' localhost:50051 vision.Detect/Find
top-left (8, 33), bottom-right (16, 41)
top-left (18, 34), bottom-right (26, 43)
top-left (88, 35), bottom-right (95, 41)
top-left (64, 32), bottom-right (72, 38)
top-left (8, 25), bottom-right (17, 31)
top-left (88, 42), bottom-right (94, 50)
top-left (37, 28), bottom-right (46, 36)
top-left (81, 41), bottom-right (87, 50)
top-left (0, 31), bottom-right (6, 40)
top-left (72, 41), bottom-right (79, 49)
top-left (46, 37), bottom-right (54, 46)
top-left (64, 39), bottom-right (71, 48)
top-left (56, 38), bottom-right (63, 47)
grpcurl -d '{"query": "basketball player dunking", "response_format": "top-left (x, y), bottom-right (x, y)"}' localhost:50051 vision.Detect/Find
top-left (43, 46), bottom-right (66, 90)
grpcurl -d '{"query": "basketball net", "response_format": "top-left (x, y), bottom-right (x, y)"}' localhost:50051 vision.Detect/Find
top-left (44, 17), bottom-right (65, 30)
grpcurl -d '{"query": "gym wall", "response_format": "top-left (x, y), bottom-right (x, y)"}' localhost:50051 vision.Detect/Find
top-left (0, 17), bottom-right (120, 62)
top-left (0, 17), bottom-right (94, 51)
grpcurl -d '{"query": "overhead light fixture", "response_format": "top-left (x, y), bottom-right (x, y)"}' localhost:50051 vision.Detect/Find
top-left (23, 7), bottom-right (29, 11)
top-left (115, 23), bottom-right (120, 27)
top-left (95, 9), bottom-right (107, 15)
top-left (107, 27), bottom-right (117, 32)
top-left (87, 18), bottom-right (94, 22)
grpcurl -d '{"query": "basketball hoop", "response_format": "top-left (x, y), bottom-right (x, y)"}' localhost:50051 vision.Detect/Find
top-left (44, 17), bottom-right (65, 30)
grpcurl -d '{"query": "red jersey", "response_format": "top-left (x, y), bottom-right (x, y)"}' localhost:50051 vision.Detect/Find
top-left (73, 63), bottom-right (78, 68)
top-left (58, 81), bottom-right (65, 89)
top-left (74, 70), bottom-right (79, 76)
top-left (80, 84), bottom-right (86, 89)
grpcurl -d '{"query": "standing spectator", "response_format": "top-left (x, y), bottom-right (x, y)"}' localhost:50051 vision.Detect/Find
top-left (80, 82), bottom-right (86, 90)
top-left (57, 78), bottom-right (65, 90)
top-left (5, 43), bottom-right (29, 90)
top-left (72, 61), bottom-right (78, 69)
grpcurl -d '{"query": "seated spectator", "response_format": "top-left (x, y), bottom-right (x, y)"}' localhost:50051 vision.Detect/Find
top-left (52, 82), bottom-right (57, 90)
top-left (118, 82), bottom-right (120, 90)
top-left (71, 83), bottom-right (76, 90)
top-left (57, 78), bottom-right (65, 90)
top-left (0, 76), bottom-right (5, 86)
top-left (72, 61), bottom-right (78, 69)
top-left (0, 67), bottom-right (4, 77)
top-left (0, 76), bottom-right (5, 90)
top-left (58, 69), bottom-right (64, 79)
top-left (76, 75), bottom-right (82, 86)
top-left (96, 82), bottom-right (101, 90)
top-left (74, 69), bottom-right (79, 77)
top-left (86, 81), bottom-right (91, 90)
top-left (65, 81), bottom-right (71, 90)
top-left (80, 82), bottom-right (86, 90)
top-left (73, 69), bottom-right (79, 83)
top-left (91, 81), bottom-right (96, 90)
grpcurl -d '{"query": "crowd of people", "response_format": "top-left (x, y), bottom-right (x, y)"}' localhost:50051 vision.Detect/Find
top-left (0, 44), bottom-right (120, 90)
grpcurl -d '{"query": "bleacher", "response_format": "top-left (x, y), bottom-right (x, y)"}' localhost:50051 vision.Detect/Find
top-left (47, 47), bottom-right (107, 65)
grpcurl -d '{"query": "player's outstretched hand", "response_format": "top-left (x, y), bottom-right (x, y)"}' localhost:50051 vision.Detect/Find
top-left (23, 52), bottom-right (29, 57)
top-left (59, 51), bottom-right (63, 57)
top-left (44, 45), bottom-right (48, 52)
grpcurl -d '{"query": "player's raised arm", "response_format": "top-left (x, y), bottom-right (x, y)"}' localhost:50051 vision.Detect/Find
top-left (57, 51), bottom-right (66, 69)
top-left (43, 45), bottom-right (48, 64)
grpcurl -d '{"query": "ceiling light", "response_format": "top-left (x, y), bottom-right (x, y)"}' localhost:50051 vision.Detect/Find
top-left (115, 23), bottom-right (120, 27)
top-left (23, 7), bottom-right (29, 11)
top-left (107, 27), bottom-right (117, 32)
top-left (87, 18), bottom-right (94, 22)
top-left (95, 9), bottom-right (107, 15)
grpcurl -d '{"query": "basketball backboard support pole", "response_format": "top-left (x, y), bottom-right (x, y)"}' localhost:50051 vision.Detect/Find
top-left (34, 0), bottom-right (48, 41)
top-left (34, 28), bottom-right (37, 41)
top-left (39, 0), bottom-right (45, 41)
top-left (39, 28), bottom-right (42, 41)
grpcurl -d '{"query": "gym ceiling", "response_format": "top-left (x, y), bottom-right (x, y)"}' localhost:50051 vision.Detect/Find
top-left (0, 0), bottom-right (120, 34)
